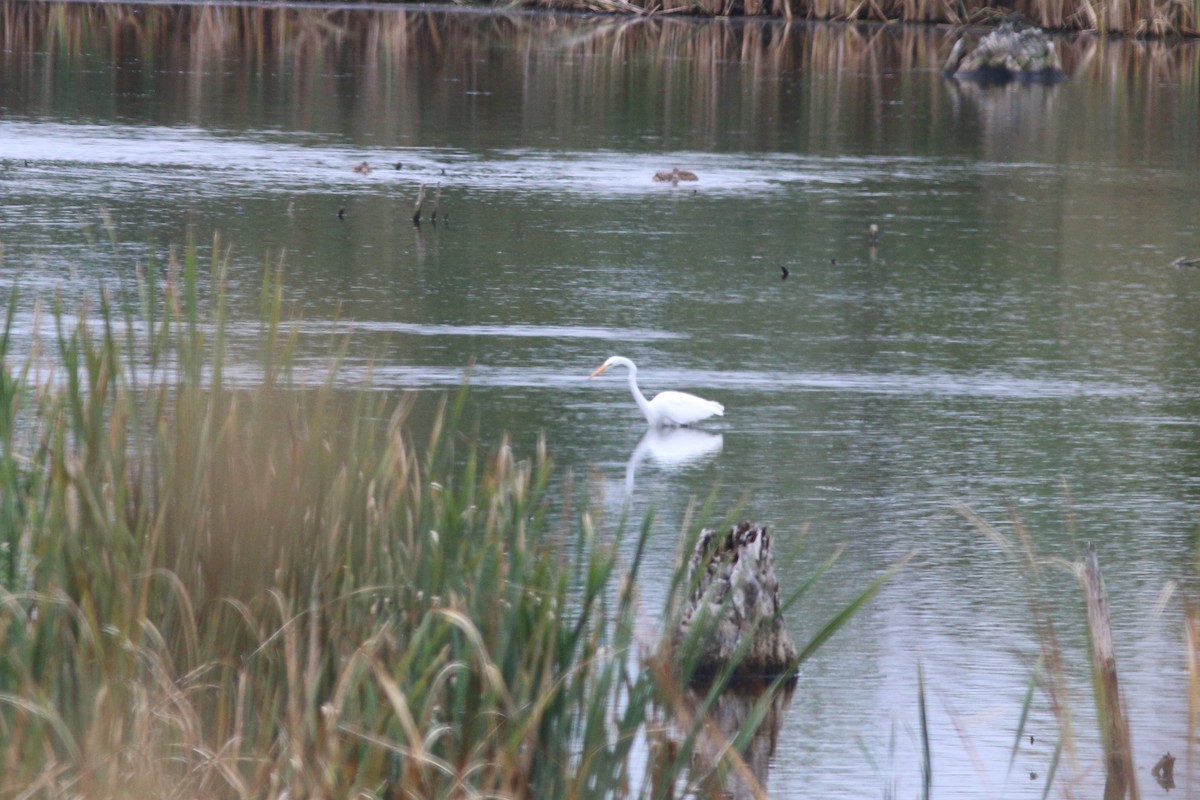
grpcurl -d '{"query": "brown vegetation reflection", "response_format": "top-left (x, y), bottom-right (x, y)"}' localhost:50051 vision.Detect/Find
top-left (1, 2), bottom-right (1197, 157)
top-left (4, 0), bottom-right (1188, 35)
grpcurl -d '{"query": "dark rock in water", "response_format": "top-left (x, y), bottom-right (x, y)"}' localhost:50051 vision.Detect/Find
top-left (943, 16), bottom-right (1067, 85)
top-left (1152, 752), bottom-right (1176, 790)
top-left (673, 522), bottom-right (797, 682)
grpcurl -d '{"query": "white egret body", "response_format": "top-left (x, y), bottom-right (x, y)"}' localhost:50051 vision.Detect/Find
top-left (588, 356), bottom-right (724, 427)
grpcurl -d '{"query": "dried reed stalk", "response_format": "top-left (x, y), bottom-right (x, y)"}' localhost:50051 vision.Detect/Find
top-left (1080, 544), bottom-right (1139, 800)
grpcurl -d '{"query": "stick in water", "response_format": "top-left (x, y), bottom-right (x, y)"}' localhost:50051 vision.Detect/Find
top-left (412, 183), bottom-right (426, 224)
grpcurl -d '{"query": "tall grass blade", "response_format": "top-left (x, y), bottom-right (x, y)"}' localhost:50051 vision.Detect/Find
top-left (1041, 738), bottom-right (1063, 800)
top-left (1008, 668), bottom-right (1038, 777)
top-left (793, 550), bottom-right (913, 665)
top-left (918, 661), bottom-right (931, 800)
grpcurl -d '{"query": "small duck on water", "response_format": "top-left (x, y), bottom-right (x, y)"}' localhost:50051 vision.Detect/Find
top-left (653, 168), bottom-right (699, 187)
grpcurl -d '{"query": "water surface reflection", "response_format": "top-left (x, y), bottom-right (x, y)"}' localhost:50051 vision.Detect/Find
top-left (3, 5), bottom-right (1200, 797)
top-left (624, 427), bottom-right (725, 495)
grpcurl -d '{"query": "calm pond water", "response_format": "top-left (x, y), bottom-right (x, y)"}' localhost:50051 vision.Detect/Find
top-left (3, 4), bottom-right (1200, 796)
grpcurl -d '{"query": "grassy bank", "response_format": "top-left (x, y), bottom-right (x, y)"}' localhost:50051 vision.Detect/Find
top-left (0, 241), bottom-right (889, 798)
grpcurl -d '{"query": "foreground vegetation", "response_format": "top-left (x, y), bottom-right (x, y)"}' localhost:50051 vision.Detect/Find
top-left (1, 234), bottom-right (1193, 797)
top-left (0, 241), bottom-right (895, 798)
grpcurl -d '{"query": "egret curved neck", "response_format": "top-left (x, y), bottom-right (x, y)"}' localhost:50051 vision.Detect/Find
top-left (624, 369), bottom-right (654, 423)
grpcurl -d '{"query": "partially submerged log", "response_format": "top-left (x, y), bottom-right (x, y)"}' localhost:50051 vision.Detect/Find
top-left (674, 522), bottom-right (797, 682)
top-left (943, 16), bottom-right (1066, 85)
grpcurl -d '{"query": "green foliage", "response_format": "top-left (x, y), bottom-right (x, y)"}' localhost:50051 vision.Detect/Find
top-left (0, 240), bottom-right (885, 799)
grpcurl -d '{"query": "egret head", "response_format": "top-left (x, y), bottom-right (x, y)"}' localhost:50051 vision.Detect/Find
top-left (589, 358), bottom-right (614, 379)
top-left (588, 355), bottom-right (629, 379)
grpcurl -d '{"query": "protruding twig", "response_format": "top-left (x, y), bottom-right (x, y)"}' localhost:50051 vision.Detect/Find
top-left (412, 183), bottom-right (426, 225)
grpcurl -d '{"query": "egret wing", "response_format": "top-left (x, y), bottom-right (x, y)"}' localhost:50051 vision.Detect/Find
top-left (650, 390), bottom-right (724, 426)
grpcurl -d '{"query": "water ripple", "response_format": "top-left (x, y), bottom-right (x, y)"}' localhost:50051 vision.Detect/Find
top-left (0, 119), bottom-right (1067, 202)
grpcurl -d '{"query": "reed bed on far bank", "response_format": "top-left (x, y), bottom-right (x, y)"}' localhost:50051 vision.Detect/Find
top-left (0, 0), bottom-right (1197, 76)
top-left (528, 0), bottom-right (1199, 35)
top-left (0, 240), bottom-right (882, 799)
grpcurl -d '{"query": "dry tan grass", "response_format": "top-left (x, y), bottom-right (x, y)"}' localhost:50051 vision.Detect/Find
top-left (0, 0), bottom-right (1197, 57)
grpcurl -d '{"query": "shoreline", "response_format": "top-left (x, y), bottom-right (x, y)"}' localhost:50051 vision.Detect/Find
top-left (17, 0), bottom-right (1200, 37)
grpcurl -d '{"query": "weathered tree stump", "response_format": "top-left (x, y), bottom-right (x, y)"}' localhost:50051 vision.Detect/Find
top-left (943, 17), bottom-right (1066, 85)
top-left (674, 522), bottom-right (797, 682)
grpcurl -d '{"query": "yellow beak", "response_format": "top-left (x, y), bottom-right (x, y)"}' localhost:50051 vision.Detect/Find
top-left (588, 364), bottom-right (611, 379)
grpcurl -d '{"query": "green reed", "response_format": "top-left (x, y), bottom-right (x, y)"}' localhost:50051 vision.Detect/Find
top-left (0, 239), bottom-right (885, 799)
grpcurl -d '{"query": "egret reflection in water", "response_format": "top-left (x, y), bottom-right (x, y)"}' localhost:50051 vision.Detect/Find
top-left (624, 427), bottom-right (724, 495)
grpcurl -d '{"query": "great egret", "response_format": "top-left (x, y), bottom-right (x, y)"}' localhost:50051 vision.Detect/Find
top-left (588, 356), bottom-right (724, 427)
